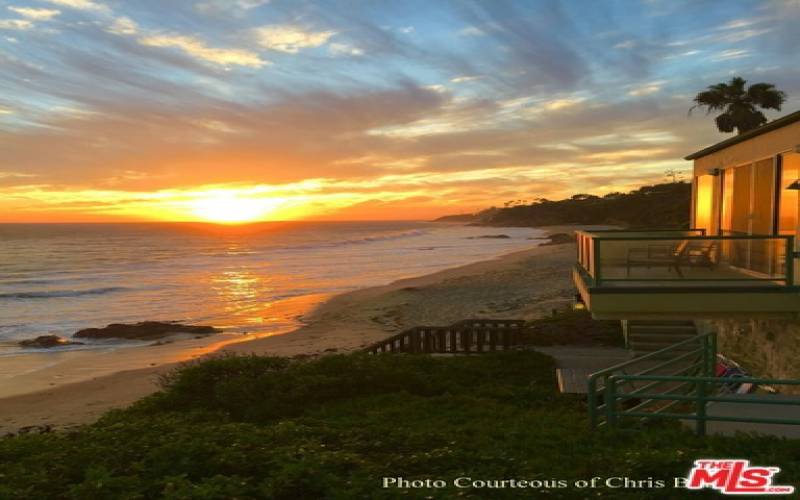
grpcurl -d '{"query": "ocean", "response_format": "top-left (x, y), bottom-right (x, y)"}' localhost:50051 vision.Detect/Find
top-left (0, 222), bottom-right (545, 356)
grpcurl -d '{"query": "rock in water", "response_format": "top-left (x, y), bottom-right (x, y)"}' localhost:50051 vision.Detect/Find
top-left (542, 233), bottom-right (573, 245)
top-left (19, 335), bottom-right (84, 348)
top-left (467, 234), bottom-right (511, 239)
top-left (74, 321), bottom-right (220, 340)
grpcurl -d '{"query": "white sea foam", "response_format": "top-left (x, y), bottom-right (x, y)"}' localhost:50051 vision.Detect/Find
top-left (0, 221), bottom-right (545, 356)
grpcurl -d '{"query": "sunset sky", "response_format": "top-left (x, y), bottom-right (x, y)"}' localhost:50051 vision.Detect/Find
top-left (1, 0), bottom-right (799, 222)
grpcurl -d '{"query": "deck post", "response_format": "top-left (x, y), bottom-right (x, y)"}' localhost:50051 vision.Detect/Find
top-left (696, 380), bottom-right (707, 436)
top-left (593, 238), bottom-right (602, 286)
top-left (587, 376), bottom-right (598, 429)
top-left (605, 376), bottom-right (617, 428)
top-left (786, 236), bottom-right (794, 286)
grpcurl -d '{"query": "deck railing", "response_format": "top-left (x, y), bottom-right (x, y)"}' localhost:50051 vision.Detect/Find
top-left (589, 332), bottom-right (800, 435)
top-left (587, 332), bottom-right (715, 429)
top-left (363, 319), bottom-right (526, 354)
top-left (576, 229), bottom-right (794, 287)
top-left (607, 374), bottom-right (800, 436)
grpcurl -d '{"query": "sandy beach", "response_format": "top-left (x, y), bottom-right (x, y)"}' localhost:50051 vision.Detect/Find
top-left (0, 228), bottom-right (580, 434)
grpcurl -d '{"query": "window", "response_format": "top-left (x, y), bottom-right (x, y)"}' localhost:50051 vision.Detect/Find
top-left (729, 164), bottom-right (752, 234)
top-left (694, 175), bottom-right (715, 233)
top-left (752, 158), bottom-right (775, 235)
top-left (779, 152), bottom-right (800, 236)
top-left (719, 159), bottom-right (776, 273)
top-left (721, 167), bottom-right (735, 233)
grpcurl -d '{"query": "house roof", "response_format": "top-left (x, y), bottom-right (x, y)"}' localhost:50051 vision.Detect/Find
top-left (684, 109), bottom-right (800, 160)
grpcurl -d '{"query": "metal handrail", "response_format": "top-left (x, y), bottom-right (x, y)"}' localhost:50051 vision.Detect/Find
top-left (606, 373), bottom-right (800, 436)
top-left (587, 332), bottom-right (715, 428)
top-left (584, 235), bottom-right (790, 240)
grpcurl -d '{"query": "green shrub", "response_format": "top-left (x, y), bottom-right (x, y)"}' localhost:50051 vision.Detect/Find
top-left (1, 351), bottom-right (797, 499)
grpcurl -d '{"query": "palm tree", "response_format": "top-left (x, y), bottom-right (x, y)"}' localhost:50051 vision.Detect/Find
top-left (691, 76), bottom-right (786, 134)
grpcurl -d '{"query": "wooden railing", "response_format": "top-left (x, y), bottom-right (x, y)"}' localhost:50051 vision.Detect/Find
top-left (364, 319), bottom-right (527, 354)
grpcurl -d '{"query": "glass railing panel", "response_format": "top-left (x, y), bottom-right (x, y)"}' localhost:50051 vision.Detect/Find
top-left (579, 229), bottom-right (705, 239)
top-left (592, 236), bottom-right (791, 287)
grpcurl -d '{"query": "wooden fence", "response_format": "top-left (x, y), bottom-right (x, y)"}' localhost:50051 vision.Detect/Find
top-left (363, 319), bottom-right (527, 354)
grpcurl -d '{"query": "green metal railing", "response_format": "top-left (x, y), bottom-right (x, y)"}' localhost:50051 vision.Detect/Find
top-left (589, 332), bottom-right (800, 435)
top-left (587, 333), bottom-right (716, 429)
top-left (607, 374), bottom-right (800, 436)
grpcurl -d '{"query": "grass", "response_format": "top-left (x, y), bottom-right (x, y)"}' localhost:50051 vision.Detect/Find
top-left (1, 351), bottom-right (798, 499)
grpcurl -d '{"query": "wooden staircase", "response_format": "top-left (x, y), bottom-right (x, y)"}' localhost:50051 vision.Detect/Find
top-left (625, 320), bottom-right (699, 357)
top-left (363, 319), bottom-right (527, 354)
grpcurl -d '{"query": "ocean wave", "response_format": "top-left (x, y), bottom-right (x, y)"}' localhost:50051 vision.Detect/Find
top-left (0, 287), bottom-right (129, 300)
top-left (277, 229), bottom-right (429, 251)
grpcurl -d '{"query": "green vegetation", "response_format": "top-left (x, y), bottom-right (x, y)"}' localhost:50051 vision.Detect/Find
top-left (1, 349), bottom-right (797, 499)
top-left (520, 309), bottom-right (623, 347)
top-left (691, 76), bottom-right (787, 135)
top-left (436, 182), bottom-right (691, 229)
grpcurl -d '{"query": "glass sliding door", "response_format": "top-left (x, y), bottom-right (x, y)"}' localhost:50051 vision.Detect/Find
top-left (751, 158), bottom-right (776, 273)
top-left (693, 175), bottom-right (716, 234)
top-left (779, 152), bottom-right (800, 281)
top-left (721, 167), bottom-right (735, 233)
top-left (719, 160), bottom-right (776, 273)
top-left (730, 163), bottom-right (752, 234)
top-left (779, 153), bottom-right (800, 235)
top-left (721, 164), bottom-right (752, 268)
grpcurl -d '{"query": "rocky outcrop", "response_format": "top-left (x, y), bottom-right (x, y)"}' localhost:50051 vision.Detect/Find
top-left (19, 335), bottom-right (84, 348)
top-left (467, 234), bottom-right (511, 239)
top-left (541, 233), bottom-right (574, 246)
top-left (74, 321), bottom-right (220, 340)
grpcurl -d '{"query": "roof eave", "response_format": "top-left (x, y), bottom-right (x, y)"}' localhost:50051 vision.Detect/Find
top-left (684, 110), bottom-right (800, 161)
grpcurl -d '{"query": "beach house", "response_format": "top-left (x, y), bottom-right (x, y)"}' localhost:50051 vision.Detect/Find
top-left (574, 109), bottom-right (800, 382)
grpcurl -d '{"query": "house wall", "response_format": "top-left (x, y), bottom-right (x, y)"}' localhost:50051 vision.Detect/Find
top-left (692, 120), bottom-right (800, 177)
top-left (702, 318), bottom-right (800, 393)
top-left (691, 120), bottom-right (800, 391)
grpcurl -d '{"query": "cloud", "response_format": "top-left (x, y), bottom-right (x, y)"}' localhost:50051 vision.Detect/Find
top-left (542, 97), bottom-right (586, 111)
top-left (0, 171), bottom-right (36, 179)
top-left (195, 0), bottom-right (269, 16)
top-left (7, 6), bottom-right (60, 20)
top-left (254, 25), bottom-right (336, 53)
top-left (628, 82), bottom-right (665, 96)
top-left (40, 0), bottom-right (107, 12)
top-left (458, 26), bottom-right (485, 37)
top-left (712, 49), bottom-right (750, 61)
top-left (0, 19), bottom-right (32, 30)
top-left (107, 17), bottom-right (138, 36)
top-left (450, 75), bottom-right (482, 83)
top-left (2, 0), bottom-right (797, 220)
top-left (581, 148), bottom-right (671, 162)
top-left (329, 42), bottom-right (363, 56)
top-left (139, 34), bottom-right (267, 68)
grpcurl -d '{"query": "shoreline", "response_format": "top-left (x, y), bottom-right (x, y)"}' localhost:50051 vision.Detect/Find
top-left (0, 225), bottom-right (585, 434)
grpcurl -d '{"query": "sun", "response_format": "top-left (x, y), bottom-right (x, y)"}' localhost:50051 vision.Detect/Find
top-left (190, 193), bottom-right (283, 223)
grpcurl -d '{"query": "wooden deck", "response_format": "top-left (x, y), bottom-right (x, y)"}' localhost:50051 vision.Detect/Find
top-left (596, 262), bottom-right (785, 287)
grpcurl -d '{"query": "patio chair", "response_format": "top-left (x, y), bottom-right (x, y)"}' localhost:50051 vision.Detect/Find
top-left (626, 240), bottom-right (717, 278)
